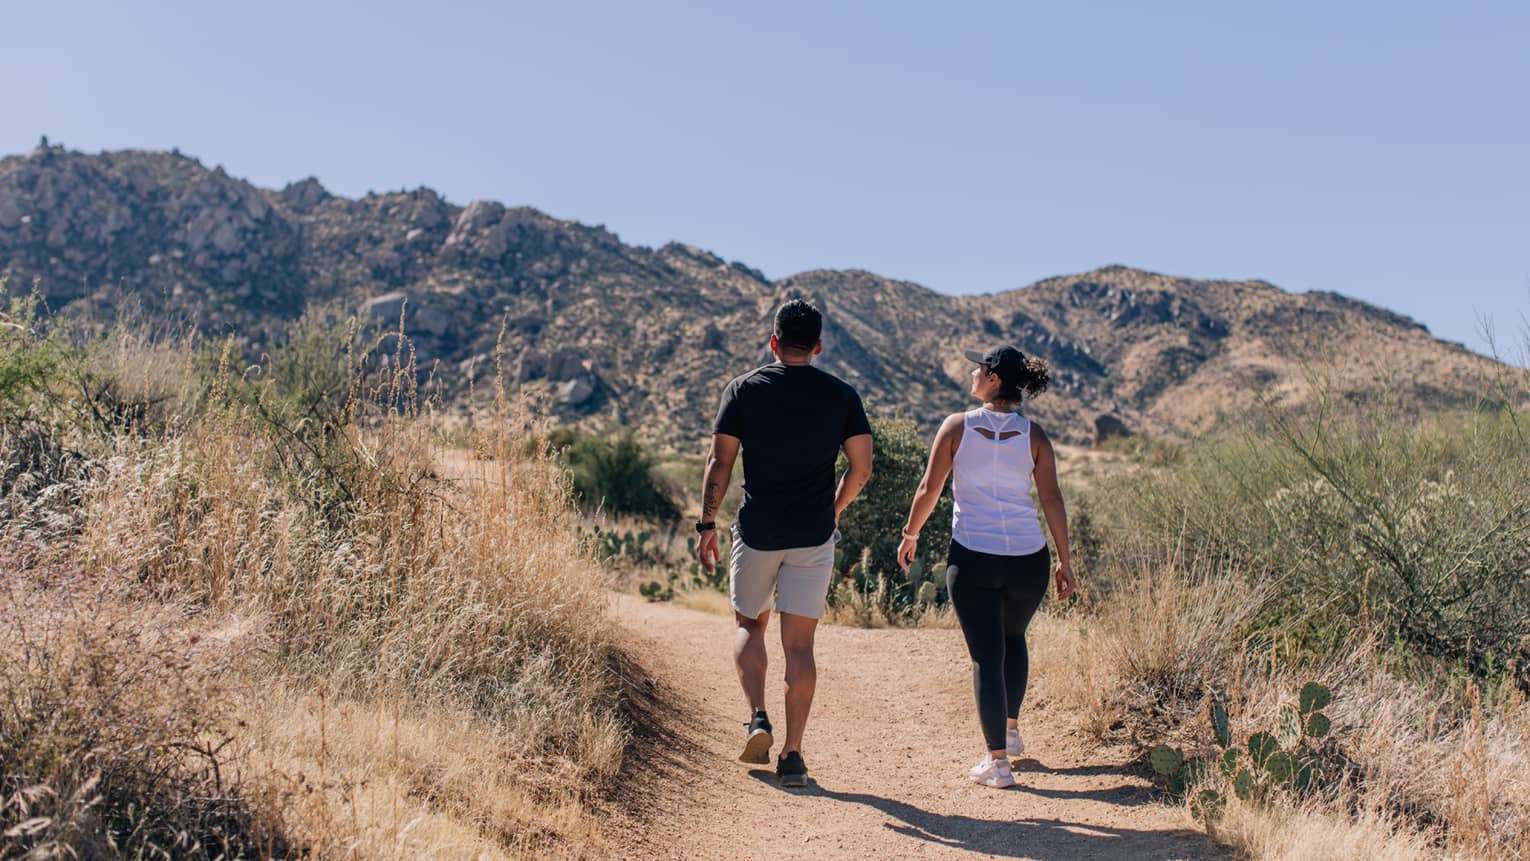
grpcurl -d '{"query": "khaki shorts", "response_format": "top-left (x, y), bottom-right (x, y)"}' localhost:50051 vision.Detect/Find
top-left (729, 524), bottom-right (840, 620)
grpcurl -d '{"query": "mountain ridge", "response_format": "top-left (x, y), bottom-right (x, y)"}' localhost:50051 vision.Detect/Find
top-left (0, 143), bottom-right (1503, 445)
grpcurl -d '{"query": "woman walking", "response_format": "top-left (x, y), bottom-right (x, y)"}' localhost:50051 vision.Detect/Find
top-left (897, 345), bottom-right (1075, 788)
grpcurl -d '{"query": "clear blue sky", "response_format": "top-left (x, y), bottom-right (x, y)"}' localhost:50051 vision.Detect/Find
top-left (3, 1), bottom-right (1526, 354)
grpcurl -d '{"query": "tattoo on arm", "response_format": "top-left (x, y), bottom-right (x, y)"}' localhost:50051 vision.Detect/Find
top-left (703, 480), bottom-right (722, 520)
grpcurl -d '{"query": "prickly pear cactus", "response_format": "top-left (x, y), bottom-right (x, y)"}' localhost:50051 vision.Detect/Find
top-left (907, 556), bottom-right (926, 586)
top-left (1300, 682), bottom-right (1332, 714)
top-left (1247, 731), bottom-right (1277, 767)
top-left (1306, 711), bottom-right (1331, 738)
top-left (1150, 745), bottom-right (1184, 777)
top-left (1264, 751), bottom-right (1294, 783)
top-left (1209, 697), bottom-right (1231, 748)
top-left (916, 580), bottom-right (937, 607)
top-left (1276, 702), bottom-right (1303, 749)
top-left (1234, 769), bottom-right (1256, 801)
top-left (1191, 789), bottom-right (1225, 823)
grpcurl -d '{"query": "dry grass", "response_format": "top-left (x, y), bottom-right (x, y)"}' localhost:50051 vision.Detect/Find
top-left (823, 573), bottom-right (959, 629)
top-left (0, 320), bottom-right (634, 857)
top-left (0, 565), bottom-right (282, 859)
top-left (672, 585), bottom-right (735, 616)
top-left (241, 685), bottom-right (613, 859)
top-left (1196, 796), bottom-right (1436, 861)
top-left (1030, 553), bottom-right (1530, 860)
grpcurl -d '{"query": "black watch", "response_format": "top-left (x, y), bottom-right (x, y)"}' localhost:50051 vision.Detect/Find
top-left (695, 520), bottom-right (717, 533)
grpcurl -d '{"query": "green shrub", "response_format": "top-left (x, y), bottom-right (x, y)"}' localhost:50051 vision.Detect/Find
top-left (0, 286), bottom-right (67, 428)
top-left (562, 434), bottom-right (680, 520)
top-left (833, 417), bottom-right (953, 617)
top-left (1086, 403), bottom-right (1530, 683)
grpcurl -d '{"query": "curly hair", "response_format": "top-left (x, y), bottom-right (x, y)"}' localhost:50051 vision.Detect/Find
top-left (998, 355), bottom-right (1050, 403)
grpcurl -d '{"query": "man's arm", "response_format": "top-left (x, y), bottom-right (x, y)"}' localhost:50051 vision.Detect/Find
top-left (834, 433), bottom-right (874, 522)
top-left (696, 433), bottom-right (741, 567)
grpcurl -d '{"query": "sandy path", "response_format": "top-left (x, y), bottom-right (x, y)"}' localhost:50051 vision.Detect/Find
top-left (605, 593), bottom-right (1228, 861)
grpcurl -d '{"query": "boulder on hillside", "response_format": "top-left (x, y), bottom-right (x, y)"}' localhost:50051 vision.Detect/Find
top-left (546, 347), bottom-right (587, 382)
top-left (557, 375), bottom-right (595, 405)
top-left (1092, 414), bottom-right (1133, 447)
top-left (516, 349), bottom-right (546, 382)
top-left (361, 291), bottom-right (408, 325)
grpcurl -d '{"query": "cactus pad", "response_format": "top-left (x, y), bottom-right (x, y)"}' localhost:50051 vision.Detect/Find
top-left (1306, 712), bottom-right (1331, 738)
top-left (1210, 697), bottom-right (1231, 748)
top-left (908, 556), bottom-right (926, 584)
top-left (1294, 757), bottom-right (1320, 792)
top-left (1276, 702), bottom-right (1302, 749)
top-left (1182, 756), bottom-right (1212, 787)
top-left (1234, 769), bottom-right (1256, 800)
top-left (1150, 745), bottom-right (1184, 777)
top-left (1221, 747), bottom-right (1239, 776)
top-left (1264, 751), bottom-right (1294, 782)
top-left (1247, 732), bottom-right (1277, 766)
top-left (1300, 682), bottom-right (1332, 714)
top-left (1192, 789), bottom-right (1225, 822)
top-left (915, 581), bottom-right (937, 606)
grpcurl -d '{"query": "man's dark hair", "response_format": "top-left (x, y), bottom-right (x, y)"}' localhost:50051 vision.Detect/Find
top-left (774, 299), bottom-right (822, 353)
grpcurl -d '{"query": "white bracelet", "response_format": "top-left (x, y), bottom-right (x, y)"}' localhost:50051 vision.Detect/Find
top-left (901, 529), bottom-right (919, 541)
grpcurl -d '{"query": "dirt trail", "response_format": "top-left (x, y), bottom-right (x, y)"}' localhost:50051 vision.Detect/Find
top-left (605, 593), bottom-right (1229, 861)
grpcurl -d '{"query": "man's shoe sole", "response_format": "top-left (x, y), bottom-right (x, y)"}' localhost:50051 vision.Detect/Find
top-left (779, 772), bottom-right (807, 788)
top-left (740, 729), bottom-right (773, 764)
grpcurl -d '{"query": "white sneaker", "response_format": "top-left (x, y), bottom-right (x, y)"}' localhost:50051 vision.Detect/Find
top-left (968, 753), bottom-right (1017, 788)
top-left (1006, 727), bottom-right (1025, 758)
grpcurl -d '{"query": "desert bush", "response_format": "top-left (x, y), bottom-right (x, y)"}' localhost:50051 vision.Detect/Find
top-left (1049, 396), bottom-right (1530, 857)
top-left (556, 432), bottom-right (680, 520)
top-left (0, 288), bottom-right (67, 428)
top-left (829, 418), bottom-right (952, 622)
top-left (1085, 403), bottom-right (1530, 683)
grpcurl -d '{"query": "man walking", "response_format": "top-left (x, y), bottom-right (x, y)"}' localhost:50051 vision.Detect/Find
top-left (695, 298), bottom-right (874, 787)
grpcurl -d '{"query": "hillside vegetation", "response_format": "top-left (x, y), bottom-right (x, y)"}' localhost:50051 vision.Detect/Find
top-left (1032, 369), bottom-right (1530, 858)
top-left (0, 288), bottom-right (630, 858)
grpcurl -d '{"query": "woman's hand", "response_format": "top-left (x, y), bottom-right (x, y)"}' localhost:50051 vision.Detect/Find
top-left (1053, 561), bottom-right (1076, 601)
top-left (897, 535), bottom-right (918, 573)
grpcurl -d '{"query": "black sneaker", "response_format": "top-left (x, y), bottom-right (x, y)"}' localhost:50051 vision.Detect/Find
top-left (739, 711), bottom-right (773, 764)
top-left (776, 750), bottom-right (808, 787)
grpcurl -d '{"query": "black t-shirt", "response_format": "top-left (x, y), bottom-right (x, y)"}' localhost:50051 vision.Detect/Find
top-left (713, 362), bottom-right (872, 551)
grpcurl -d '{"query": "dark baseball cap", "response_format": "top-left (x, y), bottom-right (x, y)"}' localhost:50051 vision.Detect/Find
top-left (964, 345), bottom-right (1028, 387)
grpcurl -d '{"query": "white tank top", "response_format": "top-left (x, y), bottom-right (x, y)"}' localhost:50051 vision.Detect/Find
top-left (950, 408), bottom-right (1048, 556)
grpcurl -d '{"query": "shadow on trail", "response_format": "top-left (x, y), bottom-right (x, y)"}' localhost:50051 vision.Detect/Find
top-left (1010, 757), bottom-right (1129, 778)
top-left (746, 770), bottom-right (1229, 860)
top-left (601, 649), bottom-right (698, 818)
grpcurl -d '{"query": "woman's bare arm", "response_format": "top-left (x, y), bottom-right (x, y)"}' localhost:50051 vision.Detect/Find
top-left (897, 413), bottom-right (962, 571)
top-left (1031, 423), bottom-right (1075, 599)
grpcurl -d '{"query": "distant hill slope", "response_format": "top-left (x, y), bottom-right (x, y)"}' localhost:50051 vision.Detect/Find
top-left (0, 144), bottom-right (1504, 445)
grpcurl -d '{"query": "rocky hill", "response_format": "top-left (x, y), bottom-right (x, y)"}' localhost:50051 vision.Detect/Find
top-left (0, 143), bottom-right (1505, 446)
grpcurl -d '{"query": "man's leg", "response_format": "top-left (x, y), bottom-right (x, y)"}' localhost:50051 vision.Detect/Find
top-left (734, 608), bottom-right (771, 712)
top-left (769, 536), bottom-right (833, 784)
top-left (730, 529), bottom-right (783, 763)
top-left (729, 528), bottom-right (782, 715)
top-left (778, 611), bottom-right (818, 755)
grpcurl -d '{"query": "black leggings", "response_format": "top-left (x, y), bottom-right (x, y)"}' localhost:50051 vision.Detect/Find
top-left (946, 541), bottom-right (1051, 752)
